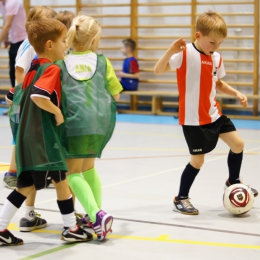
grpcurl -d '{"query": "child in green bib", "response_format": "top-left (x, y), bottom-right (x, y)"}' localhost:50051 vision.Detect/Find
top-left (57, 14), bottom-right (123, 241)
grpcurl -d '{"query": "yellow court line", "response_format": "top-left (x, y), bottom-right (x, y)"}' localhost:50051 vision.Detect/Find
top-left (7, 224), bottom-right (260, 250)
top-left (0, 145), bottom-right (13, 149)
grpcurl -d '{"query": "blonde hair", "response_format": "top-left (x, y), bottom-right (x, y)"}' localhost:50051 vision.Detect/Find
top-left (55, 10), bottom-right (76, 30)
top-left (26, 18), bottom-right (66, 54)
top-left (27, 6), bottom-right (57, 22)
top-left (67, 14), bottom-right (101, 52)
top-left (196, 11), bottom-right (227, 38)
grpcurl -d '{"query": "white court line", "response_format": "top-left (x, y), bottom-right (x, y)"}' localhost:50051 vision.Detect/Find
top-left (34, 146), bottom-right (260, 205)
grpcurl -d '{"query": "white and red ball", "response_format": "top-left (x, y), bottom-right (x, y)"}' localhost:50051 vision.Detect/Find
top-left (223, 184), bottom-right (254, 215)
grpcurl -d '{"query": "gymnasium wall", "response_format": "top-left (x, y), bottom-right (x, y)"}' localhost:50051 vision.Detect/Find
top-left (0, 0), bottom-right (259, 115)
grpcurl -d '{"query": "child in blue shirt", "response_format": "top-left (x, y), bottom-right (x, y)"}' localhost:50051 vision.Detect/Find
top-left (118, 39), bottom-right (140, 90)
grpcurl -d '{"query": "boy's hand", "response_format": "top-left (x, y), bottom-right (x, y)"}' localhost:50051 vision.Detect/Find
top-left (236, 92), bottom-right (248, 107)
top-left (55, 111), bottom-right (64, 126)
top-left (117, 71), bottom-right (124, 78)
top-left (168, 38), bottom-right (187, 54)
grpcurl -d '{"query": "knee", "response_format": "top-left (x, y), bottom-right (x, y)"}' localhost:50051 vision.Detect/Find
top-left (232, 139), bottom-right (244, 153)
top-left (190, 156), bottom-right (204, 169)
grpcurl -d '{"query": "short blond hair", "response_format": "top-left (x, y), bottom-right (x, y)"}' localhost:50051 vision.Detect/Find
top-left (196, 11), bottom-right (227, 38)
top-left (67, 14), bottom-right (101, 52)
top-left (27, 6), bottom-right (57, 22)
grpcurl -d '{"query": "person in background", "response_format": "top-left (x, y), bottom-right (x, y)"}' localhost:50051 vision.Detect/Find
top-left (118, 38), bottom-right (140, 91)
top-left (0, 0), bottom-right (27, 87)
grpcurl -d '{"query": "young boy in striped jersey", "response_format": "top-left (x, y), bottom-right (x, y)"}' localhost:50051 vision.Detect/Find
top-left (154, 11), bottom-right (258, 215)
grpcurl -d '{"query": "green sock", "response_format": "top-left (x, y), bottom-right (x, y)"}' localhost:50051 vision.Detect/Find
top-left (67, 173), bottom-right (99, 223)
top-left (82, 168), bottom-right (102, 209)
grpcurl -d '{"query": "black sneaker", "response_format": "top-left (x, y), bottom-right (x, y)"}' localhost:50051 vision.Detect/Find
top-left (75, 212), bottom-right (84, 228)
top-left (225, 180), bottom-right (258, 197)
top-left (19, 213), bottom-right (47, 232)
top-left (0, 229), bottom-right (23, 246)
top-left (61, 225), bottom-right (93, 242)
top-left (173, 196), bottom-right (199, 215)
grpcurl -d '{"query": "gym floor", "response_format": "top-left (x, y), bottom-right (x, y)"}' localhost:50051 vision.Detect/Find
top-left (0, 112), bottom-right (260, 260)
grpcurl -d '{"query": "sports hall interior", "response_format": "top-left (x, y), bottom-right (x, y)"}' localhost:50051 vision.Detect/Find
top-left (0, 0), bottom-right (260, 259)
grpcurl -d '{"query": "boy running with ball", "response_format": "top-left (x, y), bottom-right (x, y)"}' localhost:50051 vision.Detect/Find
top-left (154, 11), bottom-right (258, 215)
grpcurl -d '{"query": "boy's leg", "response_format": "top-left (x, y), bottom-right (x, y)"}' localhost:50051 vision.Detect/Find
top-left (220, 131), bottom-right (258, 196)
top-left (0, 186), bottom-right (34, 246)
top-left (220, 131), bottom-right (243, 184)
top-left (53, 177), bottom-right (92, 242)
top-left (19, 189), bottom-right (47, 232)
top-left (3, 146), bottom-right (17, 189)
top-left (173, 154), bottom-right (204, 215)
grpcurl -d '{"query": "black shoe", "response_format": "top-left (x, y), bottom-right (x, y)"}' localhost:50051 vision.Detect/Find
top-left (19, 213), bottom-right (47, 232)
top-left (173, 196), bottom-right (199, 215)
top-left (225, 180), bottom-right (258, 198)
top-left (75, 212), bottom-right (84, 228)
top-left (0, 229), bottom-right (23, 246)
top-left (61, 225), bottom-right (93, 242)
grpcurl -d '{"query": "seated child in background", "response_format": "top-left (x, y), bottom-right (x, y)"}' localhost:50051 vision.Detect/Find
top-left (0, 18), bottom-right (92, 246)
top-left (118, 38), bottom-right (140, 90)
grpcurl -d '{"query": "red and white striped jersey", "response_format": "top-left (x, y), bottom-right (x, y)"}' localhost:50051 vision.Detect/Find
top-left (169, 43), bottom-right (226, 126)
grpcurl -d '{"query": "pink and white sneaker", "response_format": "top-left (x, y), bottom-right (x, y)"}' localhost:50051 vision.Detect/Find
top-left (92, 210), bottom-right (113, 241)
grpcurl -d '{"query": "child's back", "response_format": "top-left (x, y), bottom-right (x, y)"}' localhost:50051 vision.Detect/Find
top-left (57, 14), bottom-right (122, 242)
top-left (57, 51), bottom-right (118, 158)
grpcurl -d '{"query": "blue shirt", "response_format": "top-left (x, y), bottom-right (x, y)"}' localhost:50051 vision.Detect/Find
top-left (120, 57), bottom-right (139, 91)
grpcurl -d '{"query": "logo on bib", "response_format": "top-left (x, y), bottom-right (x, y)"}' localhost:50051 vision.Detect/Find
top-left (76, 64), bottom-right (92, 73)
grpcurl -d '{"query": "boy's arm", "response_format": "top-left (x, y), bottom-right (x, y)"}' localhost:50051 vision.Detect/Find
top-left (31, 97), bottom-right (64, 126)
top-left (118, 71), bottom-right (140, 79)
top-left (15, 66), bottom-right (25, 84)
top-left (154, 38), bottom-right (187, 75)
top-left (216, 80), bottom-right (248, 107)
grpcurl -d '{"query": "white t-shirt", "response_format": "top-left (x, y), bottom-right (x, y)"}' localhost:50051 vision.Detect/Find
top-left (169, 43), bottom-right (226, 126)
top-left (15, 39), bottom-right (37, 74)
top-left (0, 0), bottom-right (27, 43)
top-left (64, 51), bottom-right (123, 96)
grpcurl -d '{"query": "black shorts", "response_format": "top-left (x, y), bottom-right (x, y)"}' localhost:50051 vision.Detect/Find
top-left (17, 170), bottom-right (67, 190)
top-left (182, 115), bottom-right (236, 155)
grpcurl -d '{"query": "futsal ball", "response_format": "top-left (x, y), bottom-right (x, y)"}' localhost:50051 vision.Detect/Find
top-left (223, 183), bottom-right (254, 215)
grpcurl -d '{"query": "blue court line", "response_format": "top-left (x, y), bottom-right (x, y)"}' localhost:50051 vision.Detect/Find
top-left (116, 114), bottom-right (260, 130)
top-left (1, 109), bottom-right (259, 130)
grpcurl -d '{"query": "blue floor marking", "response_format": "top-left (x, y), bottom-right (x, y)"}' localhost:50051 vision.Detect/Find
top-left (116, 114), bottom-right (260, 130)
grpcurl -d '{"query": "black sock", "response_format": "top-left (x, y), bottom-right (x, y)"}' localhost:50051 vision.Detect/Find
top-left (57, 196), bottom-right (76, 229)
top-left (228, 150), bottom-right (243, 184)
top-left (57, 197), bottom-right (74, 215)
top-left (177, 163), bottom-right (200, 200)
top-left (7, 189), bottom-right (27, 208)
